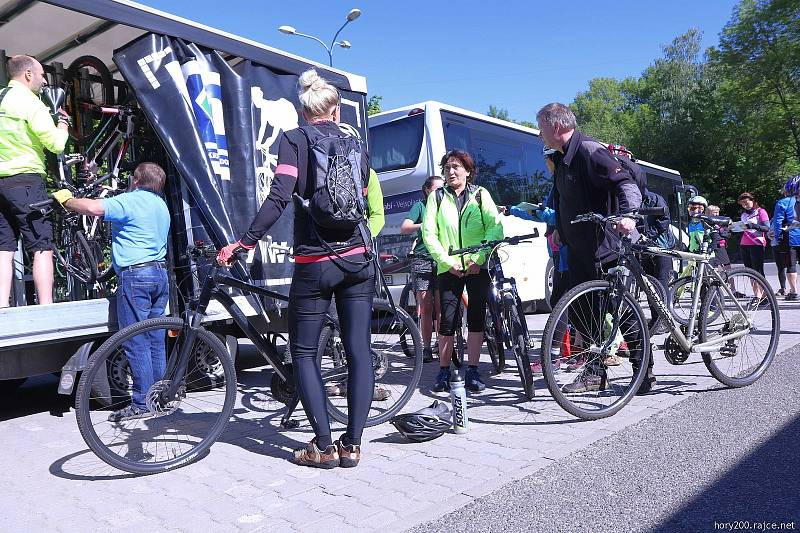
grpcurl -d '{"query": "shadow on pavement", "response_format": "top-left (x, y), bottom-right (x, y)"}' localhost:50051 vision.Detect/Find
top-left (0, 374), bottom-right (71, 421)
top-left (652, 412), bottom-right (800, 530)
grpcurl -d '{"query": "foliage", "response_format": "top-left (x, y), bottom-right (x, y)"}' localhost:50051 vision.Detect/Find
top-left (367, 95), bottom-right (382, 116)
top-left (562, 0), bottom-right (800, 216)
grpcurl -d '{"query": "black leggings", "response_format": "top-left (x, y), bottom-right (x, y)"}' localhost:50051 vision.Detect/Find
top-left (438, 270), bottom-right (490, 336)
top-left (740, 245), bottom-right (765, 276)
top-left (288, 256), bottom-right (374, 447)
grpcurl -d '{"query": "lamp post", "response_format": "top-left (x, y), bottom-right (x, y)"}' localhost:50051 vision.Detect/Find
top-left (278, 8), bottom-right (361, 67)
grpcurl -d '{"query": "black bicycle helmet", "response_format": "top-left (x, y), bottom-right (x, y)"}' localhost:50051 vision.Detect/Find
top-left (390, 400), bottom-right (452, 442)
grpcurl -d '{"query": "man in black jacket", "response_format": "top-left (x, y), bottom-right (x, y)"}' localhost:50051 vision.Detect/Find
top-left (536, 103), bottom-right (651, 394)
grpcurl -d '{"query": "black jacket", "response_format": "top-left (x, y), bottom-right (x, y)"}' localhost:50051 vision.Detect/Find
top-left (553, 131), bottom-right (643, 265)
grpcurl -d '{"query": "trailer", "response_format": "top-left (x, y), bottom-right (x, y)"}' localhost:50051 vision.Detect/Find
top-left (0, 0), bottom-right (369, 392)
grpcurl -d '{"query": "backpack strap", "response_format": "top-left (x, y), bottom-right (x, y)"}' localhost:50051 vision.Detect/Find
top-left (0, 87), bottom-right (11, 110)
top-left (436, 185), bottom-right (485, 229)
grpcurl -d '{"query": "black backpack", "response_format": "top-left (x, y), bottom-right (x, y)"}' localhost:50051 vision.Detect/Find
top-left (300, 124), bottom-right (367, 230)
top-left (613, 155), bottom-right (647, 195)
top-left (297, 124), bottom-right (373, 263)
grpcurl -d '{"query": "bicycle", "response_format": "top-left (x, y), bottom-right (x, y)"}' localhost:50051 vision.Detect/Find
top-left (450, 231), bottom-right (541, 401)
top-left (540, 210), bottom-right (779, 420)
top-left (74, 244), bottom-right (423, 473)
top-left (28, 172), bottom-right (121, 300)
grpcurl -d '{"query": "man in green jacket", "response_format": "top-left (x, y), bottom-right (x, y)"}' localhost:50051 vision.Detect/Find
top-left (0, 55), bottom-right (69, 307)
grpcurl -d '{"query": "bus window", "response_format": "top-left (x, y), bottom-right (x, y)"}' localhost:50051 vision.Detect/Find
top-left (369, 113), bottom-right (425, 173)
top-left (444, 121), bottom-right (471, 152)
top-left (472, 135), bottom-right (527, 206)
top-left (523, 139), bottom-right (552, 204)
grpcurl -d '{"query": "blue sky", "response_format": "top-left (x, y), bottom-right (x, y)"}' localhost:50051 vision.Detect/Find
top-left (139, 0), bottom-right (739, 123)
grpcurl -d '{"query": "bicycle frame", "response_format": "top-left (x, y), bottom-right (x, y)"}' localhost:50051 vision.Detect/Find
top-left (485, 246), bottom-right (526, 351)
top-left (159, 251), bottom-right (349, 427)
top-left (614, 238), bottom-right (752, 355)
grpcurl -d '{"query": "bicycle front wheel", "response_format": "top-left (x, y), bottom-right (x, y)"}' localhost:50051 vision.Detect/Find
top-left (699, 267), bottom-right (779, 387)
top-left (318, 298), bottom-right (423, 427)
top-left (541, 280), bottom-right (651, 420)
top-left (75, 317), bottom-right (236, 474)
top-left (505, 297), bottom-right (533, 400)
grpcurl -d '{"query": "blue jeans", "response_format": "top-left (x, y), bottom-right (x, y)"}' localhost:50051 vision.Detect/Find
top-left (116, 265), bottom-right (169, 409)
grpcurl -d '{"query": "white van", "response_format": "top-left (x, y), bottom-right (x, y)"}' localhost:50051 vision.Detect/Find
top-left (368, 101), bottom-right (686, 311)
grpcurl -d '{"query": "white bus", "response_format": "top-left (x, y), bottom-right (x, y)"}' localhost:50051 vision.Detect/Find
top-left (368, 101), bottom-right (686, 311)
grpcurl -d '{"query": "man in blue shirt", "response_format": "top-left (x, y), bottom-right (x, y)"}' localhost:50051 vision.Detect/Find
top-left (53, 162), bottom-right (171, 421)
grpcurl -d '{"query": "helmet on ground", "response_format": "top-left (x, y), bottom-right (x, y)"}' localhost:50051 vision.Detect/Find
top-left (688, 195), bottom-right (708, 207)
top-left (784, 175), bottom-right (800, 196)
top-left (607, 144), bottom-right (633, 159)
top-left (390, 400), bottom-right (452, 442)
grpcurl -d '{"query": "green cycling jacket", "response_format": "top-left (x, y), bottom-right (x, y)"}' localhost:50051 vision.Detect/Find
top-left (422, 183), bottom-right (504, 275)
top-left (0, 80), bottom-right (68, 177)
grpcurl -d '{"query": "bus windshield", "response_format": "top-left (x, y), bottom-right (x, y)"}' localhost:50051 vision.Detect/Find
top-left (368, 114), bottom-right (425, 173)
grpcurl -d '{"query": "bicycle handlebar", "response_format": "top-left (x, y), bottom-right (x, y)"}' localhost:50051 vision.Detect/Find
top-left (187, 243), bottom-right (249, 265)
top-left (448, 229), bottom-right (540, 256)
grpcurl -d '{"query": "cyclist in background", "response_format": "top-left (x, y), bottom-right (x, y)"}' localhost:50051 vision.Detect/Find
top-left (0, 55), bottom-right (70, 307)
top-left (706, 204), bottom-right (731, 270)
top-left (401, 175), bottom-right (444, 363)
top-left (737, 192), bottom-right (770, 277)
top-left (770, 177), bottom-right (800, 300)
top-left (422, 150), bottom-right (504, 393)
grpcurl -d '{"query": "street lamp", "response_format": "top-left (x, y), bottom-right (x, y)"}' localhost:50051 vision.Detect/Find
top-left (277, 8), bottom-right (361, 66)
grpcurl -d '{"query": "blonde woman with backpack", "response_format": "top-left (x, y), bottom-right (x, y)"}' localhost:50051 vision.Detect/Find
top-left (218, 69), bottom-right (374, 469)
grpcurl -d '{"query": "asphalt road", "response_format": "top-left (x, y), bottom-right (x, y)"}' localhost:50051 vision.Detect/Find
top-left (411, 344), bottom-right (800, 533)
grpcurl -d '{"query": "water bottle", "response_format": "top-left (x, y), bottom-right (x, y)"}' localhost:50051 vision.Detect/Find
top-left (450, 370), bottom-right (469, 434)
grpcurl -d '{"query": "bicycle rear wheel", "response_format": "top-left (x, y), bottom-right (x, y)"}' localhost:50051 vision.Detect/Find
top-left (541, 280), bottom-right (651, 420)
top-left (699, 267), bottom-right (779, 387)
top-left (506, 297), bottom-right (533, 400)
top-left (64, 55), bottom-right (115, 142)
top-left (75, 317), bottom-right (236, 474)
top-left (318, 298), bottom-right (423, 426)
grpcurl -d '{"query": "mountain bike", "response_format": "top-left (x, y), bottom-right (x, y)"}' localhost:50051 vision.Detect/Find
top-left (74, 244), bottom-right (423, 473)
top-left (540, 211), bottom-right (779, 420)
top-left (450, 231), bottom-right (541, 400)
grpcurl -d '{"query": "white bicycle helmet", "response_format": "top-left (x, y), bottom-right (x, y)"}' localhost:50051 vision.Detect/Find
top-left (688, 195), bottom-right (708, 207)
top-left (390, 401), bottom-right (452, 442)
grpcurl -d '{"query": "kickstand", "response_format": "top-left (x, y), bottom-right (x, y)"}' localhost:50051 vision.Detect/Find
top-left (280, 395), bottom-right (300, 429)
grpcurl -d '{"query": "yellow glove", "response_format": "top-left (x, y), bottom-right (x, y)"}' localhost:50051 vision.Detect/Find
top-left (52, 189), bottom-right (73, 205)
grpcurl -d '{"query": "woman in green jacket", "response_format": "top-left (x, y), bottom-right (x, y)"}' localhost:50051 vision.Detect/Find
top-left (422, 149), bottom-right (504, 393)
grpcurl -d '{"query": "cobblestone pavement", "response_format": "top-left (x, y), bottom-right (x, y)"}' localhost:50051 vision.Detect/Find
top-left (2, 272), bottom-right (798, 532)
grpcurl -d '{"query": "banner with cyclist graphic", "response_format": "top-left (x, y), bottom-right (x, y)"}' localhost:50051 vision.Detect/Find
top-left (113, 33), bottom-right (367, 291)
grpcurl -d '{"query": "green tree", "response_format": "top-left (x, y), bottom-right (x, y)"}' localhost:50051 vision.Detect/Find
top-left (367, 95), bottom-right (382, 116)
top-left (487, 105), bottom-right (511, 121)
top-left (571, 77), bottom-right (639, 145)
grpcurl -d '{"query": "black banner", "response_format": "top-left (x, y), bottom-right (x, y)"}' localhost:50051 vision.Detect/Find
top-left (113, 33), bottom-right (367, 290)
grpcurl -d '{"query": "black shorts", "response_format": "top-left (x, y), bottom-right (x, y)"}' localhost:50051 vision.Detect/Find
top-left (411, 257), bottom-right (436, 292)
top-left (0, 174), bottom-right (53, 253)
top-left (775, 247), bottom-right (797, 273)
top-left (438, 269), bottom-right (490, 335)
